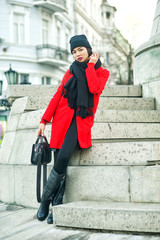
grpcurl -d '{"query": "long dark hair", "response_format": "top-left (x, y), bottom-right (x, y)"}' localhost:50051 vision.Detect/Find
top-left (87, 48), bottom-right (93, 57)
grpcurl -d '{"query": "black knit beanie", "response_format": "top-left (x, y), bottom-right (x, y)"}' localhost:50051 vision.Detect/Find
top-left (70, 34), bottom-right (92, 53)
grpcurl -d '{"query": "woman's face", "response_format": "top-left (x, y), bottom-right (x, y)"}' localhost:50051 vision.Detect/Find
top-left (72, 46), bottom-right (89, 62)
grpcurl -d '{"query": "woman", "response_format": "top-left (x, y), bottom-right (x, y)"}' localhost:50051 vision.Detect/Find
top-left (37, 34), bottom-right (110, 224)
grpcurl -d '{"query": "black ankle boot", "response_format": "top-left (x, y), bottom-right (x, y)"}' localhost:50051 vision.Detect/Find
top-left (47, 176), bottom-right (66, 224)
top-left (37, 168), bottom-right (65, 221)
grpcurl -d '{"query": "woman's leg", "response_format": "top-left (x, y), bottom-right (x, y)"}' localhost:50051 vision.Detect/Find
top-left (37, 115), bottom-right (79, 222)
top-left (47, 173), bottom-right (66, 224)
top-left (46, 149), bottom-right (62, 224)
top-left (47, 116), bottom-right (79, 224)
top-left (53, 149), bottom-right (60, 165)
top-left (37, 168), bottom-right (65, 221)
top-left (54, 115), bottom-right (79, 174)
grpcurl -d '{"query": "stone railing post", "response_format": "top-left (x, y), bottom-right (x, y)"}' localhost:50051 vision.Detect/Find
top-left (134, 0), bottom-right (160, 110)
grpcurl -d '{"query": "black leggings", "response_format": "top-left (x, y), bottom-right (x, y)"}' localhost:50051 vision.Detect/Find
top-left (53, 115), bottom-right (80, 174)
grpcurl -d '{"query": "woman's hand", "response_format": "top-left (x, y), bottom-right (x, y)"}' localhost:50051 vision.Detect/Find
top-left (89, 52), bottom-right (99, 64)
top-left (37, 123), bottom-right (45, 137)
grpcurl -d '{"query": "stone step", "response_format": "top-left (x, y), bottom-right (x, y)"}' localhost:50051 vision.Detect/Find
top-left (2, 119), bottom-right (160, 165)
top-left (95, 110), bottom-right (160, 122)
top-left (80, 141), bottom-right (160, 166)
top-left (21, 96), bottom-right (155, 111)
top-left (53, 201), bottom-right (160, 233)
top-left (2, 122), bottom-right (160, 168)
top-left (7, 110), bottom-right (160, 137)
top-left (6, 85), bottom-right (142, 103)
top-left (2, 109), bottom-right (160, 166)
top-left (92, 122), bottom-right (160, 140)
top-left (102, 85), bottom-right (142, 97)
top-left (4, 118), bottom-right (160, 140)
top-left (63, 166), bottom-right (160, 204)
top-left (89, 122), bottom-right (157, 139)
top-left (98, 97), bottom-right (155, 110)
top-left (0, 164), bottom-right (159, 208)
top-left (2, 203), bottom-right (158, 240)
top-left (9, 101), bottom-right (160, 123)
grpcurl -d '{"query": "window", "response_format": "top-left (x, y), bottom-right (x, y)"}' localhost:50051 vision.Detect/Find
top-left (65, 27), bottom-right (70, 50)
top-left (106, 12), bottom-right (111, 19)
top-left (106, 52), bottom-right (110, 65)
top-left (56, 20), bottom-right (62, 47)
top-left (42, 77), bottom-right (51, 85)
top-left (0, 80), bottom-right (2, 96)
top-left (46, 77), bottom-right (51, 85)
top-left (57, 26), bottom-right (60, 45)
top-left (20, 74), bottom-right (29, 84)
top-left (65, 32), bottom-right (69, 49)
top-left (42, 19), bottom-right (49, 44)
top-left (13, 13), bottom-right (25, 44)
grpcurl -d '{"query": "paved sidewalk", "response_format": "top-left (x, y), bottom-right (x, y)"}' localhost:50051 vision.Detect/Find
top-left (0, 203), bottom-right (159, 240)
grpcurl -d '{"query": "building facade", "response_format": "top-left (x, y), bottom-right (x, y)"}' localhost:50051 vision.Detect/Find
top-left (0, 0), bottom-right (133, 143)
top-left (0, 0), bottom-right (133, 87)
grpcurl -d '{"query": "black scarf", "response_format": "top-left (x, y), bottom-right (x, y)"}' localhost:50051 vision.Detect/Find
top-left (61, 59), bottom-right (101, 119)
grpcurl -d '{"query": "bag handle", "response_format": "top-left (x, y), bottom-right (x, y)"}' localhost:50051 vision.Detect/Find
top-left (36, 158), bottom-right (41, 203)
top-left (35, 135), bottom-right (42, 144)
top-left (36, 156), bottom-right (47, 203)
top-left (35, 135), bottom-right (49, 145)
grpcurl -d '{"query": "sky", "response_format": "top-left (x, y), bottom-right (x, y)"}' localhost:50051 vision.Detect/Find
top-left (108, 0), bottom-right (158, 49)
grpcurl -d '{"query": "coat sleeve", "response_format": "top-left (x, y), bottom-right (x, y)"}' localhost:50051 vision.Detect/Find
top-left (40, 70), bottom-right (69, 125)
top-left (85, 62), bottom-right (110, 94)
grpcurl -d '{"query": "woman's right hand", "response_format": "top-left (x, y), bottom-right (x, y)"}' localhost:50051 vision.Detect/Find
top-left (89, 52), bottom-right (99, 64)
top-left (37, 123), bottom-right (45, 137)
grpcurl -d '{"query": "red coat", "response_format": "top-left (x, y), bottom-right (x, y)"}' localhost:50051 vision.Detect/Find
top-left (40, 62), bottom-right (109, 149)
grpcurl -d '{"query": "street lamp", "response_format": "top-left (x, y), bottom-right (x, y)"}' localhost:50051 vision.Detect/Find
top-left (4, 64), bottom-right (18, 84)
top-left (0, 80), bottom-right (2, 96)
top-left (0, 99), bottom-right (11, 108)
top-left (0, 78), bottom-right (10, 108)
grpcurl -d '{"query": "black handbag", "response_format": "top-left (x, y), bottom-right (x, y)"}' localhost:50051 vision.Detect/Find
top-left (31, 135), bottom-right (51, 165)
top-left (31, 135), bottom-right (51, 203)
